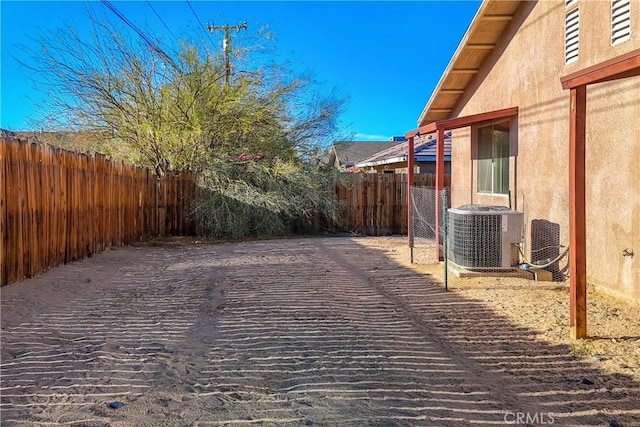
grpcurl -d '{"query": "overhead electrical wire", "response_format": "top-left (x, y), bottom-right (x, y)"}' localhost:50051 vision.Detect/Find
top-left (100, 0), bottom-right (181, 71)
top-left (145, 1), bottom-right (179, 44)
top-left (185, 0), bottom-right (215, 46)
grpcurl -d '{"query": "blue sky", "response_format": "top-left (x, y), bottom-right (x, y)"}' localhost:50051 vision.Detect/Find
top-left (1, 1), bottom-right (480, 141)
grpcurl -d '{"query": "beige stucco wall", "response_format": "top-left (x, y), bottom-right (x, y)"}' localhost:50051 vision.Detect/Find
top-left (447, 0), bottom-right (640, 302)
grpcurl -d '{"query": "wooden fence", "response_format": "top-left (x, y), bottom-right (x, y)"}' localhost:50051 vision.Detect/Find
top-left (331, 173), bottom-right (450, 235)
top-left (1, 137), bottom-right (448, 285)
top-left (1, 138), bottom-right (195, 286)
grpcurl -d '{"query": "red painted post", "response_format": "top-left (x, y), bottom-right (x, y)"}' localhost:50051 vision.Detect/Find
top-left (569, 85), bottom-right (587, 339)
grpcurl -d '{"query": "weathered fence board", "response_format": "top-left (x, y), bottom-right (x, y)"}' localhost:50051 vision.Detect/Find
top-left (331, 173), bottom-right (450, 236)
top-left (1, 138), bottom-right (195, 286)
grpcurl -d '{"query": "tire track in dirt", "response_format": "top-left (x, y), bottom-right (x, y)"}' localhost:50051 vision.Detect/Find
top-left (0, 247), bottom-right (213, 426)
top-left (187, 238), bottom-right (638, 425)
top-left (321, 238), bottom-right (640, 426)
top-left (2, 238), bottom-right (638, 426)
top-left (191, 239), bottom-right (518, 425)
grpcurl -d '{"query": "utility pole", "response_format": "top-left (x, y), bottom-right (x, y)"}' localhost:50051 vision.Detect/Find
top-left (206, 21), bottom-right (247, 85)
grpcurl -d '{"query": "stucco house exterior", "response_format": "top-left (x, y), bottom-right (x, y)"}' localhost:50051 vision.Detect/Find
top-left (407, 0), bottom-right (639, 333)
top-left (356, 133), bottom-right (452, 174)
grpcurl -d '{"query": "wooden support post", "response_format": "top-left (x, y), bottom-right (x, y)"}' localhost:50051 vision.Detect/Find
top-left (560, 51), bottom-right (640, 340)
top-left (569, 85), bottom-right (587, 339)
top-left (407, 136), bottom-right (415, 247)
top-left (435, 126), bottom-right (445, 261)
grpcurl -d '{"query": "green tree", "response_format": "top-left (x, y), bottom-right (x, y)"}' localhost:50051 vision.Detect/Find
top-left (21, 10), bottom-right (347, 237)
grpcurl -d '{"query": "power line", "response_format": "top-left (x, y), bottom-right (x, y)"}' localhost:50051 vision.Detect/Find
top-left (146, 1), bottom-right (179, 44)
top-left (185, 0), bottom-right (215, 46)
top-left (100, 0), bottom-right (180, 72)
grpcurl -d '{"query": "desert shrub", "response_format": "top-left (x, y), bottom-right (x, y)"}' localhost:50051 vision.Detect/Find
top-left (192, 158), bottom-right (345, 238)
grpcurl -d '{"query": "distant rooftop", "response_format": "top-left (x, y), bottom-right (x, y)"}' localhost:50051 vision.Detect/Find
top-left (329, 140), bottom-right (400, 168)
top-left (0, 128), bottom-right (17, 138)
top-left (356, 132), bottom-right (451, 168)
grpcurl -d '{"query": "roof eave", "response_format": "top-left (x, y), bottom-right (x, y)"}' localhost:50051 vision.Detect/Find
top-left (416, 155), bottom-right (452, 162)
top-left (417, 0), bottom-right (491, 126)
top-left (357, 155), bottom-right (407, 168)
top-left (417, 0), bottom-right (521, 127)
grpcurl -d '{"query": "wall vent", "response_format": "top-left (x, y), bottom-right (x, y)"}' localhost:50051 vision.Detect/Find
top-left (612, 0), bottom-right (631, 45)
top-left (565, 7), bottom-right (580, 64)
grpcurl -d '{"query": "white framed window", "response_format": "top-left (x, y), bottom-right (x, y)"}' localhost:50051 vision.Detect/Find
top-left (612, 0), bottom-right (631, 45)
top-left (477, 121), bottom-right (510, 195)
top-left (565, 5), bottom-right (580, 64)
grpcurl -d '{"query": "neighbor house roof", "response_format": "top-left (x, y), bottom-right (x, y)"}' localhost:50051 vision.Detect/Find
top-left (418, 0), bottom-right (522, 126)
top-left (328, 141), bottom-right (399, 167)
top-left (356, 133), bottom-right (451, 169)
top-left (1, 128), bottom-right (17, 138)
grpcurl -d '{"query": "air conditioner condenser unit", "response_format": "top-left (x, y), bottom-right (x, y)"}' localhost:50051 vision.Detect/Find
top-left (447, 205), bottom-right (524, 270)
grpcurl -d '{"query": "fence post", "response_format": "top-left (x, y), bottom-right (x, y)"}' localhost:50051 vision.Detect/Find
top-left (0, 139), bottom-right (6, 285)
top-left (407, 137), bottom-right (415, 262)
top-left (442, 188), bottom-right (448, 291)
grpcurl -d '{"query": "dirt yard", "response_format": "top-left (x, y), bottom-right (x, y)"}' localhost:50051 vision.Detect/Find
top-left (1, 236), bottom-right (638, 426)
top-left (363, 237), bottom-right (640, 383)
